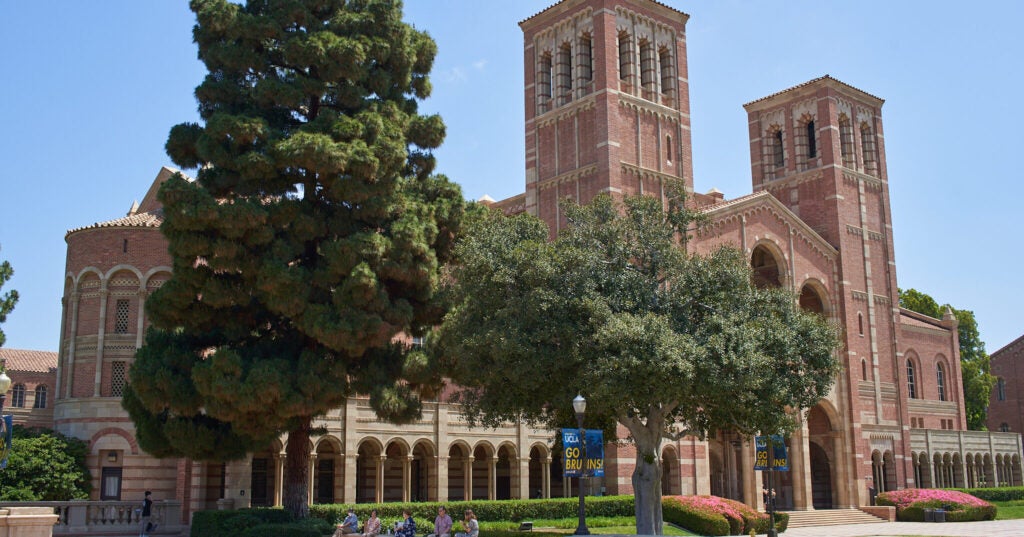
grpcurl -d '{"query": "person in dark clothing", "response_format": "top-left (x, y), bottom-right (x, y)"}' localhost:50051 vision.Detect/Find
top-left (140, 491), bottom-right (155, 537)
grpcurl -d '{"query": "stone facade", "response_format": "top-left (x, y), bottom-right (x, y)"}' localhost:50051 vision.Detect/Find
top-left (15, 0), bottom-right (1020, 525)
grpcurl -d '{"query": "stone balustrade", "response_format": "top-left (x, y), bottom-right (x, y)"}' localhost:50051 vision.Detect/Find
top-left (0, 501), bottom-right (184, 537)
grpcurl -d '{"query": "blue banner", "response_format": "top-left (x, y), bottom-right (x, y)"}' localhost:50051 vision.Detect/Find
top-left (754, 434), bottom-right (788, 471)
top-left (562, 428), bottom-right (604, 477)
top-left (0, 415), bottom-right (12, 469)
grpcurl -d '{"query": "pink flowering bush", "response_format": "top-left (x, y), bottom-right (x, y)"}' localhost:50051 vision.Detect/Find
top-left (876, 488), bottom-right (996, 521)
top-left (662, 495), bottom-right (787, 536)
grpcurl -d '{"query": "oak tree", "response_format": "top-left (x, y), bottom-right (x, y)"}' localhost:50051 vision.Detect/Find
top-left (438, 188), bottom-right (838, 535)
top-left (123, 0), bottom-right (462, 518)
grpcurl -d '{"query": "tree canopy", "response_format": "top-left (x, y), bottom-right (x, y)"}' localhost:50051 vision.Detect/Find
top-left (0, 426), bottom-right (91, 501)
top-left (437, 187), bottom-right (839, 534)
top-left (123, 0), bottom-right (463, 518)
top-left (899, 288), bottom-right (993, 430)
top-left (0, 244), bottom-right (18, 348)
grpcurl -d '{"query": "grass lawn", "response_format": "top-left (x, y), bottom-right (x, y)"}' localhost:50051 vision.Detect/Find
top-left (993, 499), bottom-right (1024, 520)
top-left (480, 517), bottom-right (697, 536)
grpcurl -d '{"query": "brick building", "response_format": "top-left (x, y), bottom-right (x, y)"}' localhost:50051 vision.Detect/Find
top-left (32, 0), bottom-right (1024, 522)
top-left (989, 335), bottom-right (1024, 438)
top-left (0, 348), bottom-right (57, 429)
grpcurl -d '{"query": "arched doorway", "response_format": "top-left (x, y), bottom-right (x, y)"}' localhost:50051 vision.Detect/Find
top-left (751, 244), bottom-right (783, 288)
top-left (809, 442), bottom-right (832, 509)
top-left (447, 443), bottom-right (470, 501)
top-left (382, 441), bottom-right (408, 502)
top-left (661, 445), bottom-right (680, 496)
top-left (313, 438), bottom-right (340, 504)
top-left (528, 445), bottom-right (546, 499)
top-left (356, 440), bottom-right (383, 503)
top-left (471, 444), bottom-right (493, 500)
top-left (411, 441), bottom-right (434, 502)
top-left (496, 444), bottom-right (516, 500)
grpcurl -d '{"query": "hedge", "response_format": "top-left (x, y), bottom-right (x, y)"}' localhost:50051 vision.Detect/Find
top-left (662, 495), bottom-right (786, 536)
top-left (876, 488), bottom-right (996, 522)
top-left (192, 508), bottom-right (295, 537)
top-left (308, 495), bottom-right (634, 528)
top-left (948, 486), bottom-right (1024, 502)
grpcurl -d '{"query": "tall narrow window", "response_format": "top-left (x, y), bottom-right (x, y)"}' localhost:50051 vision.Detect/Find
top-left (666, 135), bottom-right (673, 163)
top-left (577, 33), bottom-right (593, 91)
top-left (537, 52), bottom-right (552, 113)
top-left (11, 384), bottom-right (25, 408)
top-left (839, 114), bottom-right (854, 167)
top-left (101, 467), bottom-right (123, 501)
top-left (858, 312), bottom-right (864, 335)
top-left (997, 377), bottom-right (1006, 401)
top-left (639, 39), bottom-right (656, 94)
top-left (33, 385), bottom-right (47, 408)
top-left (861, 122), bottom-right (878, 176)
top-left (906, 360), bottom-right (917, 399)
top-left (556, 43), bottom-right (573, 105)
top-left (111, 361), bottom-right (127, 397)
top-left (114, 299), bottom-right (130, 334)
top-left (773, 130), bottom-right (784, 169)
top-left (658, 46), bottom-right (674, 102)
top-left (806, 120), bottom-right (817, 159)
top-left (936, 363), bottom-right (947, 401)
top-left (618, 31), bottom-right (632, 82)
top-left (862, 359), bottom-right (868, 380)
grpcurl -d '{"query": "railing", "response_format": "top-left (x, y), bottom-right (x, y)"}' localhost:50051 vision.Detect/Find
top-left (0, 500), bottom-right (185, 536)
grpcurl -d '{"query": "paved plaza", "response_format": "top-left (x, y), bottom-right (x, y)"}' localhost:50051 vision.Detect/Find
top-left (776, 519), bottom-right (1024, 537)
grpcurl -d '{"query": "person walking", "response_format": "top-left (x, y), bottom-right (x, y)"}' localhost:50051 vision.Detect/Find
top-left (139, 491), bottom-right (155, 537)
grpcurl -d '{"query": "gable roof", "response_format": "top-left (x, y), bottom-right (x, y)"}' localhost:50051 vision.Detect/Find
top-left (0, 349), bottom-right (58, 374)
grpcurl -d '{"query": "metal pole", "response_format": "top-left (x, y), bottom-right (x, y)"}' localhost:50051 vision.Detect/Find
top-left (767, 437), bottom-right (778, 537)
top-left (575, 416), bottom-right (589, 535)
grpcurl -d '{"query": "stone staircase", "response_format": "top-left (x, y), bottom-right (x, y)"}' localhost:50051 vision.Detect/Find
top-left (783, 508), bottom-right (886, 528)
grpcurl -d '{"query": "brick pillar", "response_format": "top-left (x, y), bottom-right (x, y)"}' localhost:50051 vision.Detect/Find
top-left (436, 456), bottom-right (449, 502)
top-left (94, 288), bottom-right (109, 396)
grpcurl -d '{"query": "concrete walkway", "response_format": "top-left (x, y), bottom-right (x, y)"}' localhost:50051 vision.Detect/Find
top-left (774, 518), bottom-right (1024, 537)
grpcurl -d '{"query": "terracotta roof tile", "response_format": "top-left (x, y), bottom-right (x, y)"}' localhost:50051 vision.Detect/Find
top-left (0, 349), bottom-right (58, 373)
top-left (520, 0), bottom-right (688, 26)
top-left (65, 209), bottom-right (164, 237)
top-left (743, 75), bottom-right (884, 108)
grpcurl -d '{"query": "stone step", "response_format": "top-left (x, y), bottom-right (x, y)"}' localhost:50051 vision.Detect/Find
top-left (782, 508), bottom-right (885, 528)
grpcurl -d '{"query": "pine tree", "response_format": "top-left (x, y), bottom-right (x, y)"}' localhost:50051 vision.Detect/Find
top-left (0, 244), bottom-right (18, 348)
top-left (122, 0), bottom-right (463, 518)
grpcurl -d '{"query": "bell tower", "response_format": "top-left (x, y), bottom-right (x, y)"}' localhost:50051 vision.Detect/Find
top-left (520, 0), bottom-right (692, 235)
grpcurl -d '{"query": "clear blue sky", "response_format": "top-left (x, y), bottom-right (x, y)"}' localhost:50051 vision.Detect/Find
top-left (1, 1), bottom-right (1021, 353)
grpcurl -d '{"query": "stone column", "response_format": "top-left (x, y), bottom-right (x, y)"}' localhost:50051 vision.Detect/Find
top-left (63, 291), bottom-right (80, 399)
top-left (488, 457), bottom-right (497, 500)
top-left (376, 455), bottom-right (386, 503)
top-left (135, 289), bottom-right (148, 348)
top-left (832, 432), bottom-right (849, 507)
top-left (542, 457), bottom-right (551, 498)
top-left (403, 455), bottom-right (413, 502)
top-left (308, 453), bottom-right (318, 506)
top-left (464, 457), bottom-right (474, 501)
top-left (436, 456), bottom-right (449, 502)
top-left (274, 454), bottom-right (285, 507)
top-left (740, 440), bottom-right (756, 507)
top-left (518, 457), bottom-right (531, 500)
top-left (343, 453), bottom-right (358, 503)
top-left (94, 288), bottom-right (109, 396)
top-left (791, 424), bottom-right (813, 510)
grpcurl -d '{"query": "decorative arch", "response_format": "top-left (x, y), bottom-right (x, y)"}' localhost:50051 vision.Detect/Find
top-left (103, 264), bottom-right (145, 283)
top-left (75, 267), bottom-right (105, 286)
top-left (313, 435), bottom-right (342, 504)
top-left (904, 351), bottom-right (920, 399)
top-left (661, 444), bottom-right (680, 496)
top-left (798, 279), bottom-right (830, 316)
top-left (447, 442), bottom-right (472, 501)
top-left (750, 240), bottom-right (787, 289)
top-left (90, 428), bottom-right (140, 455)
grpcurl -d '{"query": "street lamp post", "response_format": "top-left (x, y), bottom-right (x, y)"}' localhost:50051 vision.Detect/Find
top-left (0, 361), bottom-right (10, 416)
top-left (572, 394), bottom-right (589, 536)
top-left (766, 437), bottom-right (778, 537)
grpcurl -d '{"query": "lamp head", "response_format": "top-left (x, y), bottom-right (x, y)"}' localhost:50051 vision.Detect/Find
top-left (572, 394), bottom-right (586, 415)
top-left (0, 370), bottom-right (11, 394)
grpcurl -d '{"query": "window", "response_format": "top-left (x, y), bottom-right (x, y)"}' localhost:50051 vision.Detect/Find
top-left (861, 122), bottom-right (878, 176)
top-left (937, 363), bottom-right (947, 401)
top-left (858, 312), bottom-right (864, 335)
top-left (861, 359), bottom-right (868, 381)
top-left (537, 52), bottom-right (552, 112)
top-left (618, 32), bottom-right (632, 82)
top-left (101, 467), bottom-right (123, 500)
top-left (1000, 423), bottom-right (1011, 433)
top-left (773, 130), bottom-right (784, 168)
top-left (806, 120), bottom-right (817, 159)
top-left (577, 34), bottom-right (593, 88)
top-left (122, 239), bottom-right (128, 253)
top-left (639, 39), bottom-right (655, 92)
top-left (659, 46), bottom-right (674, 98)
top-left (556, 43), bottom-right (573, 105)
top-left (11, 384), bottom-right (25, 408)
top-left (666, 135), bottom-right (673, 163)
top-left (997, 377), bottom-right (1006, 401)
top-left (111, 361), bottom-right (127, 397)
top-left (838, 114), bottom-right (854, 167)
top-left (906, 360), bottom-right (917, 399)
top-left (33, 385), bottom-right (47, 409)
top-left (114, 299), bottom-right (130, 334)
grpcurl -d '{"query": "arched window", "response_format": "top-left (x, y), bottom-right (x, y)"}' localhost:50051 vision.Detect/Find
top-left (577, 33), bottom-right (593, 90)
top-left (906, 360), bottom-right (917, 399)
top-left (838, 114), bottom-right (854, 167)
top-left (33, 385), bottom-right (47, 409)
top-left (618, 31), bottom-right (633, 83)
top-left (11, 383), bottom-right (26, 408)
top-left (806, 120), bottom-right (817, 159)
top-left (537, 52), bottom-right (552, 113)
top-left (861, 122), bottom-right (878, 176)
top-left (773, 130), bottom-right (784, 169)
top-left (556, 43), bottom-right (573, 106)
top-left (937, 363), bottom-right (947, 401)
top-left (997, 377), bottom-right (1006, 401)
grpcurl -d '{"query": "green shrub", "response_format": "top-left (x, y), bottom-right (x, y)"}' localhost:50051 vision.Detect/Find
top-left (950, 487), bottom-right (1024, 502)
top-left (191, 507), bottom-right (295, 537)
top-left (238, 518), bottom-right (331, 537)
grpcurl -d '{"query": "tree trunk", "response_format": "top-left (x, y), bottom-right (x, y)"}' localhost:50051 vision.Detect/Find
top-left (632, 438), bottom-right (664, 535)
top-left (283, 418), bottom-right (311, 519)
